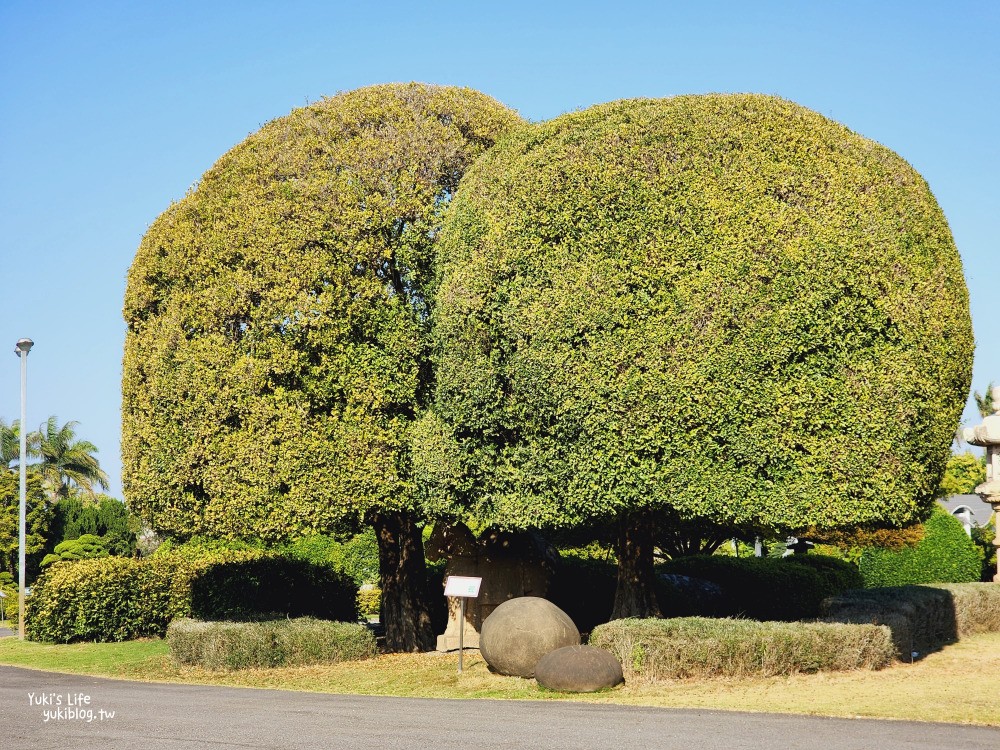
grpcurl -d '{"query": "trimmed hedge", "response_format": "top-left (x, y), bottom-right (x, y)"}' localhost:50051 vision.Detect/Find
top-left (25, 551), bottom-right (359, 643)
top-left (589, 617), bottom-right (894, 681)
top-left (167, 617), bottom-right (377, 670)
top-left (659, 554), bottom-right (863, 621)
top-left (821, 582), bottom-right (1000, 659)
top-left (858, 507), bottom-right (983, 587)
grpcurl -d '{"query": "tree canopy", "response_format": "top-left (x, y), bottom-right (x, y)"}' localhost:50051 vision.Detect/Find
top-left (122, 83), bottom-right (522, 650)
top-left (429, 94), bottom-right (973, 537)
top-left (123, 83), bottom-right (522, 541)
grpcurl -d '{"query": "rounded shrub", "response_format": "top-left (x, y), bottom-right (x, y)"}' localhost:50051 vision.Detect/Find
top-left (122, 84), bottom-right (522, 542)
top-left (25, 551), bottom-right (360, 642)
top-left (429, 94), bottom-right (973, 537)
top-left (859, 506), bottom-right (983, 587)
top-left (660, 554), bottom-right (860, 621)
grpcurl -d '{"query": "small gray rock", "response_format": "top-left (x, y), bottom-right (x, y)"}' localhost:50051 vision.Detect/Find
top-left (535, 645), bottom-right (624, 692)
top-left (479, 597), bottom-right (580, 677)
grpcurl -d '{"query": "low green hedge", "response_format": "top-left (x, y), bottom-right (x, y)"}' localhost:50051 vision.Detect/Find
top-left (167, 617), bottom-right (377, 670)
top-left (25, 551), bottom-right (359, 643)
top-left (589, 617), bottom-right (894, 681)
top-left (821, 582), bottom-right (1000, 659)
top-left (658, 554), bottom-right (863, 621)
top-left (858, 506), bottom-right (982, 587)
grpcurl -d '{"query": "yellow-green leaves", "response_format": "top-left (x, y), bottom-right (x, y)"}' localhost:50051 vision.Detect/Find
top-left (122, 84), bottom-right (523, 540)
top-left (430, 94), bottom-right (973, 534)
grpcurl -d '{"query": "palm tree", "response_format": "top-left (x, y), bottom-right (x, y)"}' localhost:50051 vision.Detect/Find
top-left (974, 382), bottom-right (996, 418)
top-left (30, 417), bottom-right (109, 500)
top-left (0, 418), bottom-right (19, 469)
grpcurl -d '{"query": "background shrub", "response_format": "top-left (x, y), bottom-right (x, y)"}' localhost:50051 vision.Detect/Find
top-left (41, 534), bottom-right (109, 567)
top-left (547, 555), bottom-right (618, 633)
top-left (659, 554), bottom-right (862, 621)
top-left (25, 550), bottom-right (359, 642)
top-left (282, 531), bottom-right (379, 586)
top-left (858, 506), bottom-right (983, 587)
top-left (188, 556), bottom-right (358, 622)
top-left (589, 617), bottom-right (894, 681)
top-left (26, 556), bottom-right (190, 642)
top-left (821, 582), bottom-right (1000, 659)
top-left (167, 617), bottom-right (376, 670)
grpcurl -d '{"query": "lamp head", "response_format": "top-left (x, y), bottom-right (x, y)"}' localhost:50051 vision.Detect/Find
top-left (14, 338), bottom-right (33, 356)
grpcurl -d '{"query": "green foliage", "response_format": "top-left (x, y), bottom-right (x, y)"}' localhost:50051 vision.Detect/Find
top-left (122, 84), bottom-right (522, 541)
top-left (858, 506), bottom-right (982, 587)
top-left (48, 495), bottom-right (136, 558)
top-left (41, 533), bottom-right (109, 566)
top-left (356, 586), bottom-right (381, 618)
top-left (0, 470), bottom-right (52, 581)
top-left (427, 94), bottom-right (973, 535)
top-left (25, 550), bottom-right (359, 642)
top-left (971, 519), bottom-right (996, 581)
top-left (167, 617), bottom-right (376, 670)
top-left (822, 583), bottom-right (1000, 659)
top-left (282, 530), bottom-right (379, 585)
top-left (974, 382), bottom-right (995, 418)
top-left (547, 555), bottom-right (618, 632)
top-left (30, 417), bottom-right (109, 500)
top-left (189, 556), bottom-right (358, 622)
top-left (659, 554), bottom-right (862, 621)
top-left (939, 451), bottom-right (986, 496)
top-left (589, 617), bottom-right (894, 680)
top-left (26, 555), bottom-right (191, 642)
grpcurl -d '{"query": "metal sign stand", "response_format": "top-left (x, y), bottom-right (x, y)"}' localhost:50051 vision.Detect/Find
top-left (443, 575), bottom-right (483, 674)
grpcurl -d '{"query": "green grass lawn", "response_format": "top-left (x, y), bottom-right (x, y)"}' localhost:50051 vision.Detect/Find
top-left (1, 632), bottom-right (998, 726)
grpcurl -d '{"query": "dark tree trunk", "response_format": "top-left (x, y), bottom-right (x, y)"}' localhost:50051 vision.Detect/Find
top-left (612, 512), bottom-right (662, 619)
top-left (372, 510), bottom-right (436, 652)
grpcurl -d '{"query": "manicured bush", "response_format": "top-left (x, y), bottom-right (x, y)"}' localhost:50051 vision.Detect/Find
top-left (26, 555), bottom-right (191, 642)
top-left (548, 555), bottom-right (728, 631)
top-left (589, 617), bottom-right (894, 681)
top-left (821, 582), bottom-right (1000, 659)
top-left (858, 506), bottom-right (983, 587)
top-left (188, 556), bottom-right (358, 622)
top-left (25, 551), bottom-right (359, 642)
top-left (167, 617), bottom-right (376, 670)
top-left (659, 554), bottom-right (861, 621)
top-left (40, 534), bottom-right (109, 567)
top-left (283, 531), bottom-right (380, 586)
top-left (548, 556), bottom-right (618, 633)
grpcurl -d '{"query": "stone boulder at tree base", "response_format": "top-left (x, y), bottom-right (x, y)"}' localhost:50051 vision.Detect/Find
top-left (479, 597), bottom-right (580, 677)
top-left (535, 645), bottom-right (625, 693)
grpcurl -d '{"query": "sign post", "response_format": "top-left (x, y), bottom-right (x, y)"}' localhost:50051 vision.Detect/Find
top-left (443, 575), bottom-right (482, 673)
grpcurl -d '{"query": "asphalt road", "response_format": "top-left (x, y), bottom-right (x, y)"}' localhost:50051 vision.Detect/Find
top-left (2, 665), bottom-right (998, 750)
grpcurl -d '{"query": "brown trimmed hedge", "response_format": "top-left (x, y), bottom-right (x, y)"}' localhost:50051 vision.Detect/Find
top-left (589, 617), bottom-right (894, 681)
top-left (821, 582), bottom-right (1000, 659)
top-left (167, 617), bottom-right (376, 670)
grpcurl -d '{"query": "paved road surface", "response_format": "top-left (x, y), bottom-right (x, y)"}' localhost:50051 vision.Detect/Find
top-left (2, 665), bottom-right (997, 750)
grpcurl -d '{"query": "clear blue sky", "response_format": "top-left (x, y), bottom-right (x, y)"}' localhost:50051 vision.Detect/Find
top-left (1, 1), bottom-right (997, 500)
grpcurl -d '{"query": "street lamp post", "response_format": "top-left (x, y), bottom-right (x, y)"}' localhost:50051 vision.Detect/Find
top-left (14, 338), bottom-right (33, 639)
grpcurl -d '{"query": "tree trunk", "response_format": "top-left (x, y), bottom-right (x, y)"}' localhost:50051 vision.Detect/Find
top-left (372, 510), bottom-right (436, 652)
top-left (612, 512), bottom-right (662, 619)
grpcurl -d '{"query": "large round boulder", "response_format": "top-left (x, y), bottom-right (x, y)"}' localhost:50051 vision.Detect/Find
top-left (479, 597), bottom-right (580, 677)
top-left (535, 645), bottom-right (625, 692)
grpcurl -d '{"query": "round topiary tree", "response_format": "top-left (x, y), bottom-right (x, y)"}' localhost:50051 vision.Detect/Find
top-left (858, 505), bottom-right (983, 587)
top-left (427, 94), bottom-right (974, 618)
top-left (122, 83), bottom-right (522, 651)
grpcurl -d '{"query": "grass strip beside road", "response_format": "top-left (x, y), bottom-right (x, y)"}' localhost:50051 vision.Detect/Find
top-left (1, 632), bottom-right (998, 726)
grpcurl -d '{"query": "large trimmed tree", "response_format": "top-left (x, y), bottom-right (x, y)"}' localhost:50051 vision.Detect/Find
top-left (427, 94), bottom-right (974, 617)
top-left (123, 84), bottom-right (522, 651)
